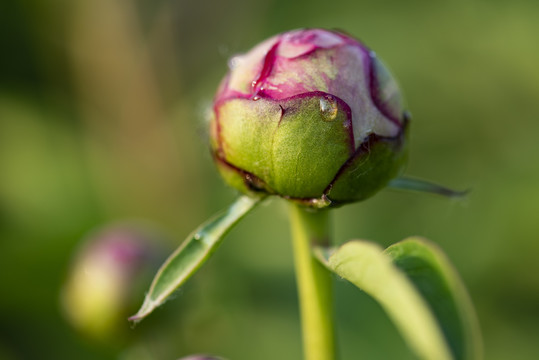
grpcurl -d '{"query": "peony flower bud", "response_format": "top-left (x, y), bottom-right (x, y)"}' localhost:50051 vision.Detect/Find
top-left (210, 29), bottom-right (409, 208)
top-left (61, 224), bottom-right (163, 340)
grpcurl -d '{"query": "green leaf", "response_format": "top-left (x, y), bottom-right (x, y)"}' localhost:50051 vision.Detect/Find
top-left (129, 196), bottom-right (262, 323)
top-left (385, 237), bottom-right (482, 360)
top-left (316, 238), bottom-right (481, 360)
top-left (388, 177), bottom-right (469, 198)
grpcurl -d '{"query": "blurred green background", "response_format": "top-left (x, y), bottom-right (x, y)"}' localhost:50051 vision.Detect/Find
top-left (1, 0), bottom-right (538, 359)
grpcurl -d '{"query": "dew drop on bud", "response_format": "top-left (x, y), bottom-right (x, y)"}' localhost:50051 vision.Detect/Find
top-left (228, 55), bottom-right (241, 70)
top-left (319, 95), bottom-right (338, 121)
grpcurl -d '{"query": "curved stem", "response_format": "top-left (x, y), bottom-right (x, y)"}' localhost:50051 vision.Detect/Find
top-left (289, 203), bottom-right (336, 360)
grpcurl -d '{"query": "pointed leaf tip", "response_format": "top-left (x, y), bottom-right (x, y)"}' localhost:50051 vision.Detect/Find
top-left (128, 296), bottom-right (157, 323)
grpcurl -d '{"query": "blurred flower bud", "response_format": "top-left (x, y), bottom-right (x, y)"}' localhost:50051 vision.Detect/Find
top-left (61, 224), bottom-right (163, 340)
top-left (210, 29), bottom-right (409, 208)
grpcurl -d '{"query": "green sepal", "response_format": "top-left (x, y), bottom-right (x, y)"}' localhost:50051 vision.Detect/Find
top-left (327, 133), bottom-right (408, 204)
top-left (216, 95), bottom-right (354, 199)
top-left (270, 96), bottom-right (353, 198)
top-left (217, 98), bottom-right (281, 185)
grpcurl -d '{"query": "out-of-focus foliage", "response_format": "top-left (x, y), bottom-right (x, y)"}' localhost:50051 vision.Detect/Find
top-left (1, 0), bottom-right (538, 359)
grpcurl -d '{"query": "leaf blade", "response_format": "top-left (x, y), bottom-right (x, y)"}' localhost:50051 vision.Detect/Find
top-left (315, 240), bottom-right (453, 360)
top-left (129, 196), bottom-right (262, 322)
top-left (388, 177), bottom-right (469, 198)
top-left (385, 237), bottom-right (482, 360)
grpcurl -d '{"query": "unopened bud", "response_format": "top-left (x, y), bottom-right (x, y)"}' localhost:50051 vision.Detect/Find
top-left (210, 29), bottom-right (408, 208)
top-left (61, 224), bottom-right (163, 339)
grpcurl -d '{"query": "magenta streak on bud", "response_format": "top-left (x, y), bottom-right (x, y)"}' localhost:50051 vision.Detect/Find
top-left (367, 52), bottom-right (401, 127)
top-left (251, 41), bottom-right (280, 99)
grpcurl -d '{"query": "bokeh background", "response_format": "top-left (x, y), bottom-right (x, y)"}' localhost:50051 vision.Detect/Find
top-left (1, 0), bottom-right (538, 359)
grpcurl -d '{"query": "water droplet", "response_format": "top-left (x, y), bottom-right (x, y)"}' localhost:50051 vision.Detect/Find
top-left (319, 95), bottom-right (338, 121)
top-left (228, 55), bottom-right (242, 70)
top-left (252, 96), bottom-right (260, 101)
top-left (194, 233), bottom-right (201, 241)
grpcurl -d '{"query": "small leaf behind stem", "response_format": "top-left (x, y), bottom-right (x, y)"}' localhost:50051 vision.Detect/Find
top-left (129, 196), bottom-right (262, 323)
top-left (316, 238), bottom-right (482, 359)
top-left (388, 177), bottom-right (469, 198)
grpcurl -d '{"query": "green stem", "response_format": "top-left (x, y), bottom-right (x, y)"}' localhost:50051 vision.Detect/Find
top-left (289, 203), bottom-right (336, 360)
